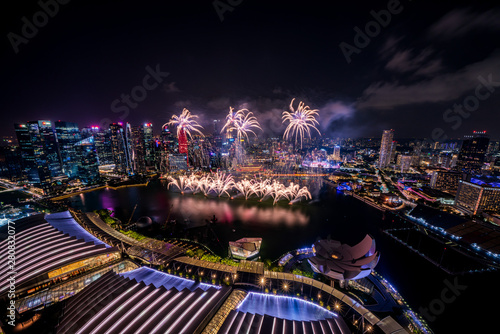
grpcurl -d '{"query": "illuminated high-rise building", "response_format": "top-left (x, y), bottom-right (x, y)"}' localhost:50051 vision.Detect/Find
top-left (131, 125), bottom-right (146, 174)
top-left (397, 155), bottom-right (412, 173)
top-left (55, 121), bottom-right (81, 178)
top-left (143, 123), bottom-right (155, 168)
top-left (430, 171), bottom-right (462, 195)
top-left (378, 129), bottom-right (394, 169)
top-left (74, 136), bottom-right (100, 184)
top-left (455, 178), bottom-right (500, 215)
top-left (83, 126), bottom-right (113, 166)
top-left (333, 145), bottom-right (341, 161)
top-left (456, 131), bottom-right (489, 174)
top-left (30, 120), bottom-right (62, 178)
top-left (14, 122), bottom-right (52, 194)
top-left (109, 123), bottom-right (131, 175)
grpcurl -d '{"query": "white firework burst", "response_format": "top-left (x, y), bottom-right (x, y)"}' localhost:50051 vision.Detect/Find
top-left (164, 108), bottom-right (204, 138)
top-left (282, 98), bottom-right (321, 148)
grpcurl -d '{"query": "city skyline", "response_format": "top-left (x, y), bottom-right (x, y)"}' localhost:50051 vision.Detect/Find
top-left (1, 2), bottom-right (500, 334)
top-left (1, 1), bottom-right (500, 139)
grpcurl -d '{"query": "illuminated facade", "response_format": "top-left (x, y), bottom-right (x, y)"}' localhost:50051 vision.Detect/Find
top-left (168, 153), bottom-right (188, 171)
top-left (456, 131), bottom-right (489, 174)
top-left (229, 238), bottom-right (262, 260)
top-left (55, 121), bottom-right (81, 178)
top-left (14, 122), bottom-right (52, 194)
top-left (74, 136), bottom-right (100, 184)
top-left (378, 129), bottom-right (394, 169)
top-left (0, 211), bottom-right (124, 313)
top-left (455, 179), bottom-right (500, 215)
top-left (430, 171), bottom-right (462, 194)
top-left (397, 155), bottom-right (412, 173)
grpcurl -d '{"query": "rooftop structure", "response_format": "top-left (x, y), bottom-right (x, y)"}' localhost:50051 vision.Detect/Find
top-left (229, 238), bottom-right (262, 260)
top-left (56, 268), bottom-right (230, 334)
top-left (219, 292), bottom-right (349, 334)
top-left (0, 211), bottom-right (131, 313)
top-left (308, 235), bottom-right (380, 281)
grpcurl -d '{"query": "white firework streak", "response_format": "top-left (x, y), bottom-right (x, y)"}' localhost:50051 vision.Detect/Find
top-left (167, 174), bottom-right (312, 205)
top-left (227, 109), bottom-right (262, 141)
top-left (233, 179), bottom-right (255, 199)
top-left (167, 175), bottom-right (190, 194)
top-left (163, 108), bottom-right (204, 139)
top-left (282, 98), bottom-right (321, 148)
top-left (194, 174), bottom-right (212, 195)
top-left (209, 171), bottom-right (235, 197)
top-left (221, 107), bottom-right (245, 134)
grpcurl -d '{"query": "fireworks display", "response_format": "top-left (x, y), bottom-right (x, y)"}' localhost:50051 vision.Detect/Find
top-left (221, 107), bottom-right (244, 134)
top-left (167, 173), bottom-right (312, 205)
top-left (164, 108), bottom-right (204, 138)
top-left (282, 98), bottom-right (321, 148)
top-left (221, 107), bottom-right (261, 141)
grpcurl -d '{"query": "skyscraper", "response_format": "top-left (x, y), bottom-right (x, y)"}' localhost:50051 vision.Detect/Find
top-left (55, 121), bottom-right (81, 178)
top-left (14, 122), bottom-right (52, 194)
top-left (83, 126), bottom-right (113, 166)
top-left (109, 123), bottom-right (133, 175)
top-left (74, 136), bottom-right (100, 185)
top-left (333, 145), bottom-right (341, 161)
top-left (456, 131), bottom-right (490, 174)
top-left (31, 120), bottom-right (62, 178)
top-left (131, 125), bottom-right (146, 174)
top-left (143, 123), bottom-right (155, 168)
top-left (378, 129), bottom-right (394, 169)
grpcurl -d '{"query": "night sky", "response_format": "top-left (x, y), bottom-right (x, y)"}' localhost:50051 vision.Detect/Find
top-left (2, 0), bottom-right (500, 139)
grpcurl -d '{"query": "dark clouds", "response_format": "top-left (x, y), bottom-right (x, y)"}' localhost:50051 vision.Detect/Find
top-left (1, 1), bottom-right (499, 139)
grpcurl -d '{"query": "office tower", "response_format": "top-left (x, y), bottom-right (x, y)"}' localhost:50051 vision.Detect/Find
top-left (14, 123), bottom-right (34, 176)
top-left (124, 122), bottom-right (134, 175)
top-left (398, 155), bottom-right (412, 173)
top-left (213, 120), bottom-right (223, 149)
top-left (14, 123), bottom-right (52, 194)
top-left (74, 136), bottom-right (100, 184)
top-left (109, 123), bottom-right (133, 175)
top-left (333, 145), bottom-right (341, 161)
top-left (143, 123), bottom-right (155, 168)
top-left (32, 120), bottom-right (62, 177)
top-left (0, 146), bottom-right (23, 181)
top-left (430, 171), bottom-right (462, 195)
top-left (378, 129), bottom-right (394, 169)
top-left (487, 140), bottom-right (499, 155)
top-left (168, 153), bottom-right (188, 171)
top-left (84, 126), bottom-right (114, 166)
top-left (55, 121), bottom-right (81, 178)
top-left (456, 131), bottom-right (490, 174)
top-left (455, 178), bottom-right (500, 215)
top-left (131, 125), bottom-right (146, 174)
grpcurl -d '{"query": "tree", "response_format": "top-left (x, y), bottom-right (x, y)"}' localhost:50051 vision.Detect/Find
top-left (195, 249), bottom-right (205, 259)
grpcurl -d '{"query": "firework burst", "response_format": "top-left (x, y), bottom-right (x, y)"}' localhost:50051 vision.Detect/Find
top-left (227, 109), bottom-right (262, 141)
top-left (164, 108), bottom-right (204, 138)
top-left (221, 107), bottom-right (244, 134)
top-left (282, 98), bottom-right (321, 148)
top-left (167, 174), bottom-right (313, 205)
